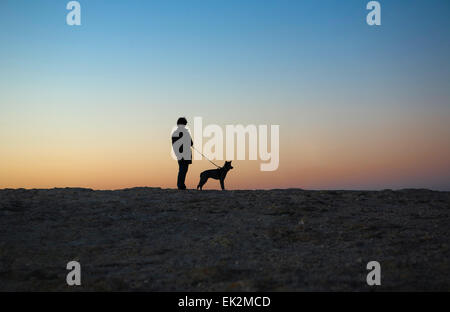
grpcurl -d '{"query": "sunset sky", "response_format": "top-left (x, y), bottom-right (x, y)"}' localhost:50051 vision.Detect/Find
top-left (1, 0), bottom-right (449, 190)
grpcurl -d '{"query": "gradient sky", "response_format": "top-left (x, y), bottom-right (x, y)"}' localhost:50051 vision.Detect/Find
top-left (1, 0), bottom-right (449, 190)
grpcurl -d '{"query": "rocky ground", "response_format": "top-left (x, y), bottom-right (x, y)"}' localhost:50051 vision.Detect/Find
top-left (0, 187), bottom-right (449, 291)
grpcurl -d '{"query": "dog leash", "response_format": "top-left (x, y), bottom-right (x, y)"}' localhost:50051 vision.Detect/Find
top-left (192, 146), bottom-right (222, 169)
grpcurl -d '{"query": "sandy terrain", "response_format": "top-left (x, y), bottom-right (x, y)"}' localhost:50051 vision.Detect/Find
top-left (0, 187), bottom-right (449, 291)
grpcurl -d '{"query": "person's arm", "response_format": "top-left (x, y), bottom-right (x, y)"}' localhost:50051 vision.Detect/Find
top-left (172, 130), bottom-right (182, 145)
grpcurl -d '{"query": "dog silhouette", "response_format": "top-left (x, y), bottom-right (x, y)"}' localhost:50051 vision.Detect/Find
top-left (197, 161), bottom-right (234, 190)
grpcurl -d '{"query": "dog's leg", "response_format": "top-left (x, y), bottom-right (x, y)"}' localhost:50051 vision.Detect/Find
top-left (198, 176), bottom-right (207, 190)
top-left (220, 179), bottom-right (225, 190)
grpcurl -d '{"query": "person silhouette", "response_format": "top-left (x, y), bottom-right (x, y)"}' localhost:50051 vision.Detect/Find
top-left (171, 117), bottom-right (193, 190)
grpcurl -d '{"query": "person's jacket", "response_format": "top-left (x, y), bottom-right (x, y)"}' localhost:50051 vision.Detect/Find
top-left (171, 126), bottom-right (193, 164)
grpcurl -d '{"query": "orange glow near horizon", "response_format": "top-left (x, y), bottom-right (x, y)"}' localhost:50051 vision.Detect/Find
top-left (1, 112), bottom-right (449, 190)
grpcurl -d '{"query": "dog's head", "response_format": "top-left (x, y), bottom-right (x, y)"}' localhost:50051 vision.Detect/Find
top-left (224, 161), bottom-right (234, 170)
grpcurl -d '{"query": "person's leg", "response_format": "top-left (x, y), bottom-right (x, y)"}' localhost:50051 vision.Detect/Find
top-left (177, 162), bottom-right (184, 189)
top-left (177, 162), bottom-right (189, 190)
top-left (181, 163), bottom-right (189, 189)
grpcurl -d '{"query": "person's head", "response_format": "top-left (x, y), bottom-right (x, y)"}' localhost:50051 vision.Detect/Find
top-left (177, 117), bottom-right (187, 126)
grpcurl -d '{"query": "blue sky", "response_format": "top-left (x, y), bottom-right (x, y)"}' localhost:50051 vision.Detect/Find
top-left (1, 0), bottom-right (449, 114)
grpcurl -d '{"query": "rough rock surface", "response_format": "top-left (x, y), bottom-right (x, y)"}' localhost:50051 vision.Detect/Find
top-left (0, 187), bottom-right (449, 291)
